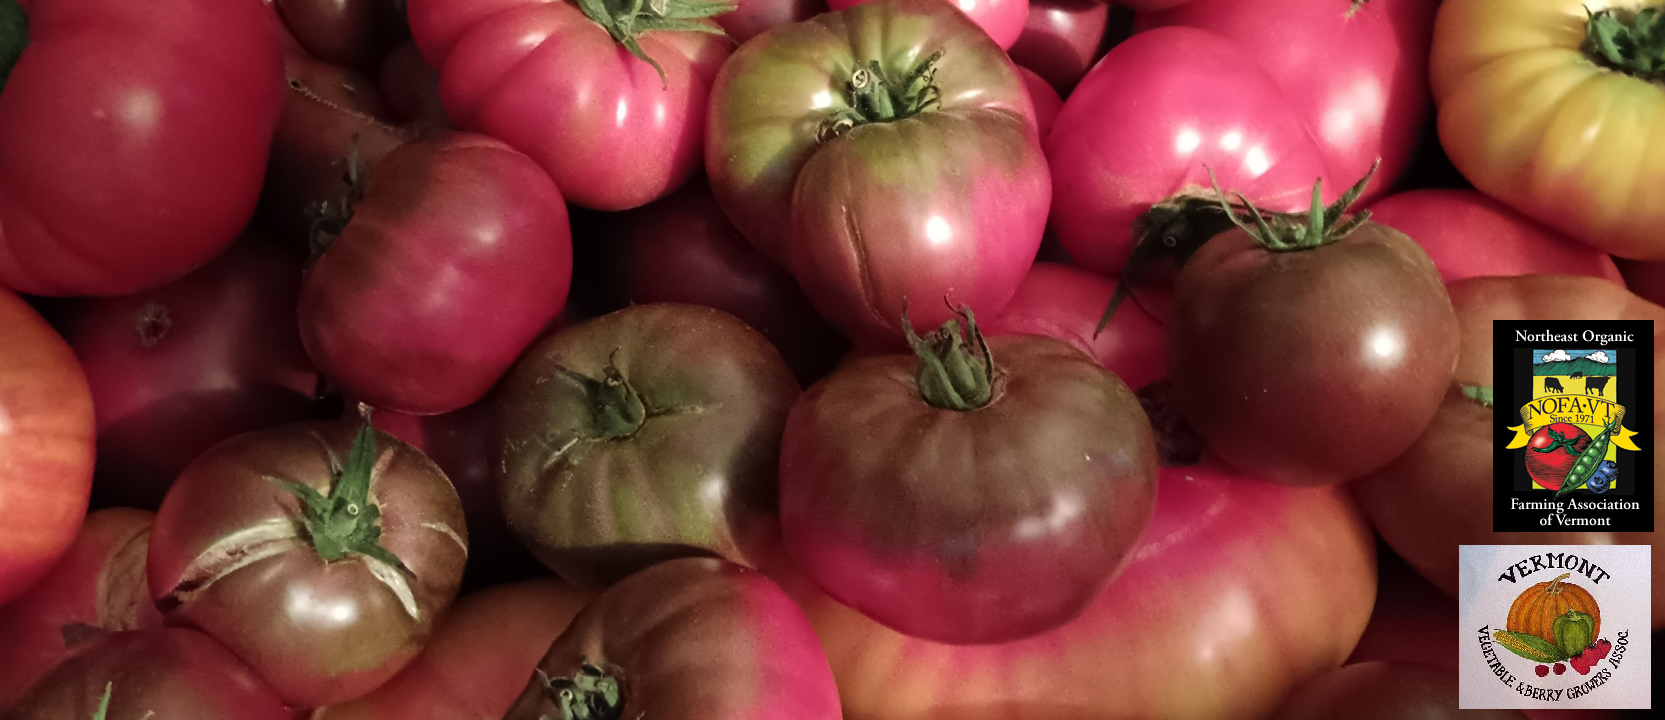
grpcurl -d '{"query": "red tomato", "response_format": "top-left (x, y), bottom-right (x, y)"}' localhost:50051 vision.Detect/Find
top-left (270, 0), bottom-right (405, 72)
top-left (1015, 64), bottom-right (1061, 140)
top-left (379, 39), bottom-right (452, 133)
top-left (763, 456), bottom-right (1378, 720)
top-left (1617, 258), bottom-right (1665, 310)
top-left (312, 578), bottom-right (593, 720)
top-left (407, 0), bottom-right (732, 210)
top-left (0, 0), bottom-right (282, 296)
top-left (61, 234), bottom-right (329, 510)
top-left (986, 261), bottom-right (1166, 390)
top-left (1346, 542), bottom-right (1461, 672)
top-left (1007, 0), bottom-right (1112, 93)
top-left (829, 0), bottom-right (1030, 49)
top-left (298, 132), bottom-right (572, 416)
top-left (1271, 661), bottom-right (1527, 720)
top-left (0, 509), bottom-right (161, 711)
top-left (716, 0), bottom-right (827, 44)
top-left (0, 289), bottom-right (93, 606)
top-left (1524, 422), bottom-right (1592, 491)
top-left (1365, 189), bottom-right (1623, 285)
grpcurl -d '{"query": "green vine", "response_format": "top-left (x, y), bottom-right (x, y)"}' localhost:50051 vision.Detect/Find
top-left (574, 0), bottom-right (734, 89)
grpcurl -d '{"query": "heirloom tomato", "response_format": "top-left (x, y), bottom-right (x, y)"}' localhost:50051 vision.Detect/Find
top-left (1432, 0), bottom-right (1665, 260)
top-left (1616, 257), bottom-right (1665, 309)
top-left (147, 420), bottom-right (469, 707)
top-left (987, 261), bottom-right (1166, 392)
top-left (828, 0), bottom-right (1029, 49)
top-left (407, 0), bottom-right (733, 211)
top-left (716, 0), bottom-right (825, 43)
top-left (379, 40), bottom-right (452, 132)
top-left (1271, 662), bottom-right (1527, 720)
top-left (1007, 0), bottom-right (1112, 93)
top-left (0, 0), bottom-right (282, 296)
top-left (270, 0), bottom-right (406, 73)
top-left (708, 0), bottom-right (1050, 348)
top-left (1365, 189), bottom-right (1623, 284)
top-left (0, 288), bottom-right (93, 607)
top-left (1346, 544), bottom-right (1461, 671)
top-left (1016, 65), bottom-right (1060, 140)
top-left (779, 308), bottom-right (1157, 644)
top-left (1353, 274), bottom-right (1665, 628)
top-left (502, 558), bottom-right (841, 720)
top-left (298, 132), bottom-right (572, 416)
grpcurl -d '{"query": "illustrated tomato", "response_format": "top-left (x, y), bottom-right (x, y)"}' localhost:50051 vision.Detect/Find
top-left (60, 234), bottom-right (330, 511)
top-left (407, 0), bottom-right (733, 211)
top-left (1524, 422), bottom-right (1594, 491)
top-left (1048, 0), bottom-right (1437, 277)
top-left (715, 0), bottom-right (826, 44)
top-left (761, 456), bottom-right (1377, 720)
top-left (1352, 274), bottom-right (1665, 628)
top-left (986, 261), bottom-right (1167, 398)
top-left (708, 0), bottom-right (1050, 348)
top-left (0, 289), bottom-right (93, 607)
top-left (0, 628), bottom-right (290, 720)
top-left (573, 176), bottom-right (849, 387)
top-left (1270, 661), bottom-right (1527, 720)
top-left (379, 40), bottom-right (452, 133)
top-left (312, 578), bottom-right (593, 720)
top-left (1167, 174), bottom-right (1459, 486)
top-left (828, 0), bottom-right (1030, 49)
top-left (1365, 189), bottom-right (1625, 285)
top-left (0, 0), bottom-right (283, 296)
top-left (0, 509), bottom-right (160, 711)
top-left (1431, 0), bottom-right (1665, 260)
top-left (1007, 0), bottom-right (1113, 93)
top-left (1016, 64), bottom-right (1061, 140)
top-left (298, 132), bottom-right (572, 416)
top-left (502, 558), bottom-right (841, 720)
top-left (270, 0), bottom-right (406, 73)
top-left (497, 303), bottom-right (800, 589)
top-left (146, 420), bottom-right (469, 707)
top-left (780, 308), bottom-right (1157, 644)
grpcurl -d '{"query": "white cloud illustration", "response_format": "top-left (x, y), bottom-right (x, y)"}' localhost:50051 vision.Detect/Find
top-left (1587, 351), bottom-right (1612, 363)
top-left (1542, 350), bottom-right (1573, 363)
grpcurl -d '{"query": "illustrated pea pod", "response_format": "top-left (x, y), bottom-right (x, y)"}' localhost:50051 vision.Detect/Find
top-left (1553, 609), bottom-right (1596, 657)
top-left (1493, 629), bottom-right (1567, 663)
top-left (1557, 410), bottom-right (1624, 498)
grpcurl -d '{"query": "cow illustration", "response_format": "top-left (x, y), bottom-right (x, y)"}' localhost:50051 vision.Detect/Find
top-left (1570, 371), bottom-right (1584, 378)
top-left (1585, 376), bottom-right (1612, 395)
top-left (1544, 377), bottom-right (1564, 393)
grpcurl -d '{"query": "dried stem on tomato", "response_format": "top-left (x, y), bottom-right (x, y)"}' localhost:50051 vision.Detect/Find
top-left (903, 302), bottom-right (995, 411)
top-left (574, 0), bottom-right (736, 89)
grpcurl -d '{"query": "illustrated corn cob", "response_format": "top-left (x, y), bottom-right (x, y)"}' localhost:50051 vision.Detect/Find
top-left (1493, 629), bottom-right (1567, 663)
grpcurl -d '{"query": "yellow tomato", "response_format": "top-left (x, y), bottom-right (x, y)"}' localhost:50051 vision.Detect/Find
top-left (1432, 0), bottom-right (1665, 260)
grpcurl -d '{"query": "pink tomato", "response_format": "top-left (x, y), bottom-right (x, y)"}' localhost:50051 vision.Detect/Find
top-left (987, 261), bottom-right (1165, 389)
top-left (828, 0), bottom-right (1030, 49)
top-left (716, 0), bottom-right (828, 44)
top-left (1366, 189), bottom-right (1622, 285)
top-left (1016, 64), bottom-right (1061, 140)
top-left (1007, 0), bottom-right (1112, 93)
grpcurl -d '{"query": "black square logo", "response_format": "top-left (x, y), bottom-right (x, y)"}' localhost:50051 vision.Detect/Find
top-left (1492, 321), bottom-right (1653, 533)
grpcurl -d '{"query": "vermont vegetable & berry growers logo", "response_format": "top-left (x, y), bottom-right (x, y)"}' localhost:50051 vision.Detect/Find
top-left (1492, 321), bottom-right (1653, 533)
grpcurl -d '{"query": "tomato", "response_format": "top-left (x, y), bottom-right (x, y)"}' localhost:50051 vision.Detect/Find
top-left (1007, 0), bottom-right (1112, 93)
top-left (1365, 189), bottom-right (1625, 285)
top-left (988, 262), bottom-right (1168, 391)
top-left (716, 0), bottom-right (826, 44)
top-left (780, 309), bottom-right (1156, 644)
top-left (708, 0), bottom-right (1050, 348)
top-left (573, 177), bottom-right (849, 387)
top-left (1015, 64), bottom-right (1060, 140)
top-left (0, 289), bottom-right (93, 607)
top-left (497, 303), bottom-right (800, 589)
top-left (379, 40), bottom-right (452, 133)
top-left (407, 0), bottom-right (732, 211)
top-left (1616, 257), bottom-right (1665, 309)
top-left (503, 558), bottom-right (841, 720)
top-left (0, 509), bottom-right (160, 711)
top-left (0, 0), bottom-right (282, 296)
top-left (762, 456), bottom-right (1377, 720)
top-left (61, 234), bottom-right (329, 511)
top-left (828, 0), bottom-right (1030, 49)
top-left (146, 420), bottom-right (469, 707)
top-left (271, 0), bottom-right (406, 73)
top-left (1352, 274), bottom-right (1665, 629)
top-left (1346, 541), bottom-right (1461, 671)
top-left (0, 628), bottom-right (290, 720)
top-left (312, 578), bottom-right (593, 720)
top-left (1048, 0), bottom-right (1437, 277)
top-left (297, 132), bottom-right (572, 416)
top-left (1167, 178), bottom-right (1459, 486)
top-left (1431, 0), bottom-right (1665, 260)
top-left (1524, 422), bottom-right (1593, 491)
top-left (1271, 661), bottom-right (1527, 720)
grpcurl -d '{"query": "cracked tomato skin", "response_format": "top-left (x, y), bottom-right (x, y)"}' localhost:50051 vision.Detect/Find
top-left (708, 0), bottom-right (1049, 349)
top-left (1364, 189), bottom-right (1624, 284)
top-left (146, 421), bottom-right (468, 708)
top-left (0, 0), bottom-right (282, 296)
top-left (407, 0), bottom-right (731, 211)
top-left (828, 0), bottom-right (1030, 49)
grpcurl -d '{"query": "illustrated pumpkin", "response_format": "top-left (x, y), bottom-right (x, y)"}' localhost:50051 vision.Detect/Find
top-left (1505, 573), bottom-right (1600, 645)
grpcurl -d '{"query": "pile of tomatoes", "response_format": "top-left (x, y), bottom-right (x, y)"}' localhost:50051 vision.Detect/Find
top-left (1, 0), bottom-right (1660, 719)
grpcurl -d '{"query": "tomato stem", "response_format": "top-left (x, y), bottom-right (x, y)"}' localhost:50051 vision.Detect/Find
top-left (818, 50), bottom-right (946, 142)
top-left (267, 420), bottom-right (413, 574)
top-left (1585, 7), bottom-right (1665, 83)
top-left (1094, 192), bottom-right (1241, 336)
top-left (0, 0), bottom-right (26, 89)
top-left (537, 663), bottom-right (625, 720)
top-left (573, 0), bottom-right (735, 90)
top-left (555, 350), bottom-right (647, 439)
top-left (1207, 158), bottom-right (1379, 253)
top-left (1461, 384), bottom-right (1494, 409)
top-left (904, 302), bottom-right (995, 411)
top-left (1137, 379), bottom-right (1206, 467)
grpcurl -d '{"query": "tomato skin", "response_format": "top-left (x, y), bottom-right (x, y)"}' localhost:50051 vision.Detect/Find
top-left (0, 0), bottom-right (283, 296)
top-left (715, 0), bottom-right (827, 44)
top-left (828, 0), bottom-right (1030, 49)
top-left (1365, 189), bottom-right (1624, 285)
top-left (0, 509), bottom-right (161, 711)
top-left (503, 558), bottom-right (842, 720)
top-left (378, 40), bottom-right (452, 132)
top-left (986, 261), bottom-right (1166, 392)
top-left (1271, 661), bottom-right (1527, 720)
top-left (1007, 0), bottom-right (1111, 93)
top-left (764, 457), bottom-right (1377, 720)
top-left (1432, 0), bottom-right (1665, 260)
top-left (1015, 64), bottom-right (1061, 140)
top-left (408, 0), bottom-right (731, 211)
top-left (0, 289), bottom-right (93, 607)
top-left (298, 132), bottom-right (572, 416)
top-left (271, 0), bottom-right (405, 72)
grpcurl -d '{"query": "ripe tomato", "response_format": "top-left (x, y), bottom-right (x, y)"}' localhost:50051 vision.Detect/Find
top-left (407, 0), bottom-right (733, 210)
top-left (1346, 542), bottom-right (1461, 671)
top-left (987, 261), bottom-right (1167, 390)
top-left (1365, 189), bottom-right (1625, 285)
top-left (297, 132), bottom-right (572, 416)
top-left (0, 509), bottom-right (161, 711)
top-left (1016, 64), bottom-right (1061, 140)
top-left (147, 420), bottom-right (469, 707)
top-left (0, 0), bottom-right (282, 296)
top-left (716, 0), bottom-right (826, 43)
top-left (1007, 0), bottom-right (1113, 93)
top-left (1271, 661), bottom-right (1527, 720)
top-left (708, 0), bottom-right (1050, 348)
top-left (1524, 422), bottom-right (1593, 491)
top-left (1616, 257), bottom-right (1665, 309)
top-left (270, 0), bottom-right (405, 73)
top-left (1431, 0), bottom-right (1665, 260)
top-left (379, 40), bottom-right (452, 133)
top-left (502, 558), bottom-right (841, 720)
top-left (764, 457), bottom-right (1377, 720)
top-left (0, 288), bottom-right (93, 607)
top-left (828, 0), bottom-right (1030, 49)
top-left (312, 578), bottom-right (593, 720)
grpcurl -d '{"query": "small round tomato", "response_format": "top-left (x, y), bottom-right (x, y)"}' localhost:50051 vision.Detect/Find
top-left (828, 0), bottom-right (1030, 49)
top-left (1271, 661), bottom-right (1527, 720)
top-left (1007, 0), bottom-right (1112, 93)
top-left (1364, 189), bottom-right (1624, 285)
top-left (1523, 422), bottom-right (1592, 491)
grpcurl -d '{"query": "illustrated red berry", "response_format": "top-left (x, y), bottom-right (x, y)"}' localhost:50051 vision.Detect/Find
top-left (1553, 663), bottom-right (1566, 675)
top-left (1536, 664), bottom-right (1550, 677)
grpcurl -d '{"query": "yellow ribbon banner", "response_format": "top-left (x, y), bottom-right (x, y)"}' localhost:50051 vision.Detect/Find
top-left (1506, 396), bottom-right (1642, 451)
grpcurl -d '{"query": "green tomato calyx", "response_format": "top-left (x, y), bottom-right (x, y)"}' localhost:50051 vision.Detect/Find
top-left (0, 0), bottom-right (26, 90)
top-left (536, 662), bottom-right (624, 720)
top-left (819, 50), bottom-right (946, 142)
top-left (1462, 384), bottom-right (1494, 409)
top-left (306, 136), bottom-right (372, 261)
top-left (555, 349), bottom-right (648, 440)
top-left (268, 418), bottom-right (412, 574)
top-left (1585, 7), bottom-right (1665, 83)
top-left (575, 0), bottom-right (734, 90)
top-left (1210, 157), bottom-right (1379, 253)
top-left (905, 301), bottom-right (996, 412)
